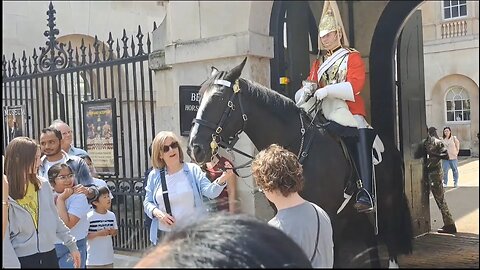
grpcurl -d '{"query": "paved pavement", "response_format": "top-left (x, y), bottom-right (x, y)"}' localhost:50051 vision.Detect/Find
top-left (113, 157), bottom-right (479, 268)
top-left (113, 250), bottom-right (143, 268)
top-left (395, 157), bottom-right (479, 268)
top-left (430, 157), bottom-right (479, 235)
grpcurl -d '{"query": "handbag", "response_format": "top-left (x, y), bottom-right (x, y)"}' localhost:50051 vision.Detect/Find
top-left (160, 169), bottom-right (172, 215)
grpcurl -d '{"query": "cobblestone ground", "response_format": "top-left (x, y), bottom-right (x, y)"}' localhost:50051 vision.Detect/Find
top-left (391, 157), bottom-right (479, 268)
top-left (395, 233), bottom-right (479, 268)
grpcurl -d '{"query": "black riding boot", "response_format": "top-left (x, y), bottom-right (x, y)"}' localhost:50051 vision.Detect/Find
top-left (347, 128), bottom-right (376, 213)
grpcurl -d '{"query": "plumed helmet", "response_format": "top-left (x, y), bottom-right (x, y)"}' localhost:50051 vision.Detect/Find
top-left (318, 0), bottom-right (349, 47)
top-left (319, 9), bottom-right (337, 38)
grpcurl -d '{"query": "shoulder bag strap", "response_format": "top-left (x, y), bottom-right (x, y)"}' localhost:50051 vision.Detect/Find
top-left (160, 169), bottom-right (172, 215)
top-left (310, 203), bottom-right (320, 263)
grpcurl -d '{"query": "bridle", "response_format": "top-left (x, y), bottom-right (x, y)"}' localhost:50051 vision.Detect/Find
top-left (192, 78), bottom-right (253, 164)
top-left (192, 77), bottom-right (317, 177)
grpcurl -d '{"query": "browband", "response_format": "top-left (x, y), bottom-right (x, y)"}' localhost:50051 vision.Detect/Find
top-left (214, 79), bottom-right (232, 88)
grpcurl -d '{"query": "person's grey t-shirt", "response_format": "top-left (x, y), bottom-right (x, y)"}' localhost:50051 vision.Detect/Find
top-left (268, 201), bottom-right (334, 268)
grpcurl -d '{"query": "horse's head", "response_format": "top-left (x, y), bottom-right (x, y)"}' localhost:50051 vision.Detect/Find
top-left (187, 57), bottom-right (247, 165)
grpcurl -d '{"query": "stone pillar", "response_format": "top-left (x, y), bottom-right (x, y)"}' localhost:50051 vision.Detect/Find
top-left (149, 1), bottom-right (275, 219)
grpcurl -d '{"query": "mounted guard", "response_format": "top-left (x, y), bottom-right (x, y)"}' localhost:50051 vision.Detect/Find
top-left (295, 0), bottom-right (383, 213)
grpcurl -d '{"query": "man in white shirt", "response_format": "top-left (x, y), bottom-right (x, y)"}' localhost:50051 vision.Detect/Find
top-left (39, 127), bottom-right (95, 199)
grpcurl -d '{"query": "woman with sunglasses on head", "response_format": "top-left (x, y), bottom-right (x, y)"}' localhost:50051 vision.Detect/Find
top-left (3, 137), bottom-right (81, 268)
top-left (48, 163), bottom-right (91, 268)
top-left (143, 131), bottom-right (235, 245)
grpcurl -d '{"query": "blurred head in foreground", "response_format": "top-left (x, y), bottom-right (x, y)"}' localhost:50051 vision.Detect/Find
top-left (134, 213), bottom-right (312, 268)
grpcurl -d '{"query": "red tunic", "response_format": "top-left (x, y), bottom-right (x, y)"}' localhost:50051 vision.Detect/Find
top-left (308, 50), bottom-right (367, 117)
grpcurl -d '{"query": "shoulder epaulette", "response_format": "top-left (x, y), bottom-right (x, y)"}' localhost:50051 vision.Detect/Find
top-left (346, 47), bottom-right (358, 53)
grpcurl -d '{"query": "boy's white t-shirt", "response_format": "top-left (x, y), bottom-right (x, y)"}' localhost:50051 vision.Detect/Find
top-left (86, 209), bottom-right (118, 266)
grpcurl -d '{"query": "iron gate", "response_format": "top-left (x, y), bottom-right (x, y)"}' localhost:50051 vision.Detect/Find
top-left (2, 3), bottom-right (157, 251)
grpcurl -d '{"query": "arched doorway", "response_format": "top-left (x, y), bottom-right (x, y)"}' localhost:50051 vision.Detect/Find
top-left (268, 0), bottom-right (430, 235)
top-left (370, 1), bottom-right (428, 236)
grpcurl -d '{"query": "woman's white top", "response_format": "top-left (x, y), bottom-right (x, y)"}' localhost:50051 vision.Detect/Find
top-left (154, 170), bottom-right (195, 232)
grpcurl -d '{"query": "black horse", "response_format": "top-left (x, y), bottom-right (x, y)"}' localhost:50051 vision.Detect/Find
top-left (187, 58), bottom-right (413, 267)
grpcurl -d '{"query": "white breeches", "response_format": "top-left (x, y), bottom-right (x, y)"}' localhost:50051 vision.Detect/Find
top-left (353, 115), bottom-right (371, 129)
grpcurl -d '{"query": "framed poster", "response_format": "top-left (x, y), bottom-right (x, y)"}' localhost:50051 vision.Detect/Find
top-left (179, 85), bottom-right (201, 136)
top-left (82, 99), bottom-right (118, 175)
top-left (4, 105), bottom-right (27, 143)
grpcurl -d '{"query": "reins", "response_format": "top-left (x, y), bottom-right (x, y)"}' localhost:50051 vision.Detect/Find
top-left (193, 77), bottom-right (318, 177)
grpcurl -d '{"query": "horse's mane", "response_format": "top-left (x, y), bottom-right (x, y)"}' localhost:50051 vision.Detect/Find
top-left (239, 78), bottom-right (301, 117)
top-left (200, 71), bottom-right (301, 118)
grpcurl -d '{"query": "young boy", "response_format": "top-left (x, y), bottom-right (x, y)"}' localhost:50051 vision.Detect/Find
top-left (252, 144), bottom-right (334, 268)
top-left (86, 186), bottom-right (118, 268)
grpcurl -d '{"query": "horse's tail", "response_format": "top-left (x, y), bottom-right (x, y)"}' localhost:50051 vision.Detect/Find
top-left (386, 150), bottom-right (414, 256)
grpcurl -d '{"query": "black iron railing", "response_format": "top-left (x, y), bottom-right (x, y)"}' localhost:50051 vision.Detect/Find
top-left (2, 2), bottom-right (157, 252)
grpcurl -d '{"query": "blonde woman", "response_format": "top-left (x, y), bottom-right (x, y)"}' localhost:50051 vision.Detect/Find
top-left (143, 131), bottom-right (234, 245)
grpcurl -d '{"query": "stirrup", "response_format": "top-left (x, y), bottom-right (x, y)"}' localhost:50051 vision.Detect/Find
top-left (354, 188), bottom-right (374, 213)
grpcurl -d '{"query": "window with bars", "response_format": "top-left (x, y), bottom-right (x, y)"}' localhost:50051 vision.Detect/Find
top-left (443, 0), bottom-right (467, 19)
top-left (445, 86), bottom-right (470, 122)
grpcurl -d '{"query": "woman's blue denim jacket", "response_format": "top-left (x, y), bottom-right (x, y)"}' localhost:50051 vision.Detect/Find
top-left (143, 162), bottom-right (226, 245)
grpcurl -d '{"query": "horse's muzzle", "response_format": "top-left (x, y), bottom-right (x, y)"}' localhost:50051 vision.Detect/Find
top-left (187, 143), bottom-right (207, 165)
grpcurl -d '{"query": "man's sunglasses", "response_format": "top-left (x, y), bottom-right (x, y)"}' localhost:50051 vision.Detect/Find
top-left (163, 142), bottom-right (179, 152)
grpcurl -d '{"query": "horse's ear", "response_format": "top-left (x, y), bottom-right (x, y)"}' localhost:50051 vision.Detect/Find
top-left (211, 66), bottom-right (220, 77)
top-left (225, 57), bottom-right (247, 81)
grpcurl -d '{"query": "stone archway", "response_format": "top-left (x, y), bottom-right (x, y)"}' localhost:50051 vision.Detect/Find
top-left (370, 1), bottom-right (429, 236)
top-left (370, 1), bottom-right (424, 143)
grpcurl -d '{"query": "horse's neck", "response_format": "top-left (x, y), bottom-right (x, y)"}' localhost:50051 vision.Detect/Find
top-left (241, 87), bottom-right (301, 151)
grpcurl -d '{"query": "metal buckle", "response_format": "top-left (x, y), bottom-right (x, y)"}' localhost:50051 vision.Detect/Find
top-left (356, 179), bottom-right (363, 189)
top-left (215, 127), bottom-right (223, 134)
top-left (233, 79), bottom-right (240, 93)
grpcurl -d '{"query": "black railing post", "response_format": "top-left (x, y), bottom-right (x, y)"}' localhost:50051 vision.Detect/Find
top-left (38, 1), bottom-right (68, 121)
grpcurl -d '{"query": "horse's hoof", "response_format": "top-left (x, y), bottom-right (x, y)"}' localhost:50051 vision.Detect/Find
top-left (354, 201), bottom-right (374, 213)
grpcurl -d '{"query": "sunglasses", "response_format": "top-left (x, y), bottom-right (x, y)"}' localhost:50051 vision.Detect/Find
top-left (163, 142), bottom-right (179, 152)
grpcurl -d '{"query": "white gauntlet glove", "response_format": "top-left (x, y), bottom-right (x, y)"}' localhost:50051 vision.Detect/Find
top-left (295, 81), bottom-right (318, 105)
top-left (314, 88), bottom-right (328, 101)
top-left (314, 82), bottom-right (356, 102)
